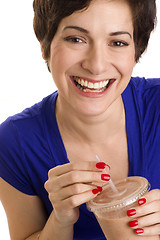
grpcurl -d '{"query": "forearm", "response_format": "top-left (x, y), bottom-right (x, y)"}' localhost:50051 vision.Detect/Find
top-left (26, 211), bottom-right (74, 240)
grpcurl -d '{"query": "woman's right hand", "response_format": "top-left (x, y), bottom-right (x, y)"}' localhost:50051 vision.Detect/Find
top-left (44, 161), bottom-right (110, 227)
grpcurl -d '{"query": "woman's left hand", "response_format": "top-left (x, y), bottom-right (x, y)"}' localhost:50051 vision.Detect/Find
top-left (127, 189), bottom-right (160, 237)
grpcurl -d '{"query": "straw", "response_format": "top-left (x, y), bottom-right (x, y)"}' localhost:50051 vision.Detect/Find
top-left (96, 154), bottom-right (119, 194)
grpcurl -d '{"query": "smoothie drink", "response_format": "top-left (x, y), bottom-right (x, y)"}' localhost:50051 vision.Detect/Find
top-left (87, 176), bottom-right (159, 240)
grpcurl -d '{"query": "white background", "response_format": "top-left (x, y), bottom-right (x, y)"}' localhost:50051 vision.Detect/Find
top-left (0, 1), bottom-right (160, 239)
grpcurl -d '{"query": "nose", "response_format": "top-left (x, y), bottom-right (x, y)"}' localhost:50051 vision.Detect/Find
top-left (81, 44), bottom-right (110, 75)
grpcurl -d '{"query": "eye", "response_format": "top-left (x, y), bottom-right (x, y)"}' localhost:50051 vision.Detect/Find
top-left (111, 41), bottom-right (129, 47)
top-left (64, 36), bottom-right (85, 43)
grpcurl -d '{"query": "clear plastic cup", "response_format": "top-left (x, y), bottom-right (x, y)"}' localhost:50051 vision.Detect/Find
top-left (87, 176), bottom-right (158, 240)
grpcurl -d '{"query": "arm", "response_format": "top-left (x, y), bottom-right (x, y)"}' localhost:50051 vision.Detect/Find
top-left (0, 161), bottom-right (109, 240)
top-left (0, 178), bottom-right (73, 240)
top-left (26, 211), bottom-right (74, 240)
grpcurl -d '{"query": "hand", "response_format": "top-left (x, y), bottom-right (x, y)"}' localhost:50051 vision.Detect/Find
top-left (44, 161), bottom-right (110, 227)
top-left (127, 189), bottom-right (160, 237)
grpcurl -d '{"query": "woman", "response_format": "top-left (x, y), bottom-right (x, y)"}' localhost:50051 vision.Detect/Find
top-left (0, 0), bottom-right (159, 239)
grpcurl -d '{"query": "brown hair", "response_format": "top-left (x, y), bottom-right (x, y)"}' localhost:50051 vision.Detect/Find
top-left (33, 0), bottom-right (156, 64)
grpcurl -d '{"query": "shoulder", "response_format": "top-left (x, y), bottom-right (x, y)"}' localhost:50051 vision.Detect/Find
top-left (127, 78), bottom-right (160, 187)
top-left (0, 91), bottom-right (58, 134)
top-left (0, 91), bottom-right (58, 195)
top-left (129, 77), bottom-right (160, 109)
top-left (129, 76), bottom-right (160, 92)
top-left (0, 91), bottom-right (58, 160)
top-left (130, 77), bottom-right (160, 143)
top-left (8, 91), bottom-right (58, 124)
top-left (124, 77), bottom-right (160, 118)
top-left (124, 77), bottom-right (160, 142)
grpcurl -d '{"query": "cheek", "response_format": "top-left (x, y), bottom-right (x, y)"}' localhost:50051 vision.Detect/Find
top-left (49, 45), bottom-right (80, 89)
top-left (116, 50), bottom-right (135, 76)
top-left (50, 45), bottom-right (78, 74)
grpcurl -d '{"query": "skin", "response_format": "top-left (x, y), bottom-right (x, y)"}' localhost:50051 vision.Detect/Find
top-left (127, 190), bottom-right (160, 237)
top-left (0, 0), bottom-right (159, 239)
top-left (49, 0), bottom-right (135, 118)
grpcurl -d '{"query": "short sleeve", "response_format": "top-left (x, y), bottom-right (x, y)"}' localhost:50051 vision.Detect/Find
top-left (0, 118), bottom-right (36, 195)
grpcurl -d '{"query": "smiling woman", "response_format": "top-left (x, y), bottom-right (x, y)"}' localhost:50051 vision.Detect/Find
top-left (46, 0), bottom-right (135, 117)
top-left (0, 1), bottom-right (160, 240)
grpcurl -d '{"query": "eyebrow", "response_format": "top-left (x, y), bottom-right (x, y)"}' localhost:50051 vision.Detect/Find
top-left (63, 26), bottom-right (132, 39)
top-left (63, 26), bottom-right (89, 34)
top-left (109, 31), bottom-right (132, 39)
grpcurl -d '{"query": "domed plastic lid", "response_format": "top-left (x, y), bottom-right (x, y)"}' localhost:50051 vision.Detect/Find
top-left (88, 176), bottom-right (150, 212)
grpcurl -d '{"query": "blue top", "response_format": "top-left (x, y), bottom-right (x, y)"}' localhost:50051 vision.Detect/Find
top-left (0, 77), bottom-right (160, 240)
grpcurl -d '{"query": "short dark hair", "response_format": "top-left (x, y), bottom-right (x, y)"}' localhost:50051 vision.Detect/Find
top-left (33, 0), bottom-right (157, 64)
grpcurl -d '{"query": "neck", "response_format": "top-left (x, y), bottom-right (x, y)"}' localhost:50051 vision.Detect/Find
top-left (55, 95), bottom-right (125, 145)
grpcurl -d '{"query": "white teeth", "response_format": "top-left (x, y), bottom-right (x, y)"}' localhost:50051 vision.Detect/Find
top-left (102, 81), bottom-right (106, 87)
top-left (81, 79), bottom-right (84, 86)
top-left (83, 88), bottom-right (104, 93)
top-left (104, 80), bottom-right (109, 87)
top-left (93, 82), bottom-right (99, 89)
top-left (88, 82), bottom-right (94, 88)
top-left (84, 80), bottom-right (88, 87)
top-left (73, 77), bottom-right (110, 91)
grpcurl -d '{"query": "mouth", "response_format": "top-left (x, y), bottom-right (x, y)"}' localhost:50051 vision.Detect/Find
top-left (72, 76), bottom-right (115, 93)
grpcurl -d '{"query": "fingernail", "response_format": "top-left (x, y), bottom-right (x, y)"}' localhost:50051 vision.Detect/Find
top-left (106, 164), bottom-right (111, 170)
top-left (129, 220), bottom-right (138, 227)
top-left (96, 162), bottom-right (106, 169)
top-left (127, 209), bottom-right (136, 216)
top-left (92, 188), bottom-right (99, 194)
top-left (135, 228), bottom-right (144, 235)
top-left (97, 186), bottom-right (103, 192)
top-left (101, 174), bottom-right (110, 181)
top-left (138, 198), bottom-right (146, 206)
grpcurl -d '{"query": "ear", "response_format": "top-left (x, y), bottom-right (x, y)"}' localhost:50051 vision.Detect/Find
top-left (40, 42), bottom-right (46, 60)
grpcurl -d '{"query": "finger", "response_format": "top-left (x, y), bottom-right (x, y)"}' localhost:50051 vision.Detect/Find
top-left (134, 200), bottom-right (160, 218)
top-left (53, 188), bottom-right (99, 211)
top-left (129, 212), bottom-right (160, 229)
top-left (143, 189), bottom-right (160, 202)
top-left (52, 183), bottom-right (94, 201)
top-left (127, 189), bottom-right (160, 218)
top-left (137, 212), bottom-right (160, 228)
top-left (135, 224), bottom-right (160, 236)
top-left (48, 161), bottom-right (109, 177)
top-left (46, 170), bottom-right (110, 191)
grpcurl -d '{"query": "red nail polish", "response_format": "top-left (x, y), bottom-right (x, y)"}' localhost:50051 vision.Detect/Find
top-left (135, 228), bottom-right (144, 235)
top-left (97, 186), bottom-right (103, 192)
top-left (127, 209), bottom-right (136, 216)
top-left (101, 174), bottom-right (110, 181)
top-left (138, 198), bottom-right (146, 206)
top-left (96, 162), bottom-right (106, 169)
top-left (129, 220), bottom-right (138, 227)
top-left (92, 188), bottom-right (99, 194)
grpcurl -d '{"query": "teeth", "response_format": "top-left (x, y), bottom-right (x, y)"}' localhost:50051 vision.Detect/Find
top-left (73, 77), bottom-right (110, 90)
top-left (83, 88), bottom-right (104, 93)
top-left (84, 80), bottom-right (88, 87)
top-left (81, 79), bottom-right (84, 86)
top-left (88, 82), bottom-right (94, 88)
top-left (93, 82), bottom-right (99, 89)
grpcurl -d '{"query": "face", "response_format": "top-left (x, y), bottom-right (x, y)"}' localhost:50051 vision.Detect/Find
top-left (47, 0), bottom-right (135, 117)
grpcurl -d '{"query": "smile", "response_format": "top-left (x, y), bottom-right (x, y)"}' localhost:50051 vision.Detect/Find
top-left (72, 76), bottom-right (112, 93)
